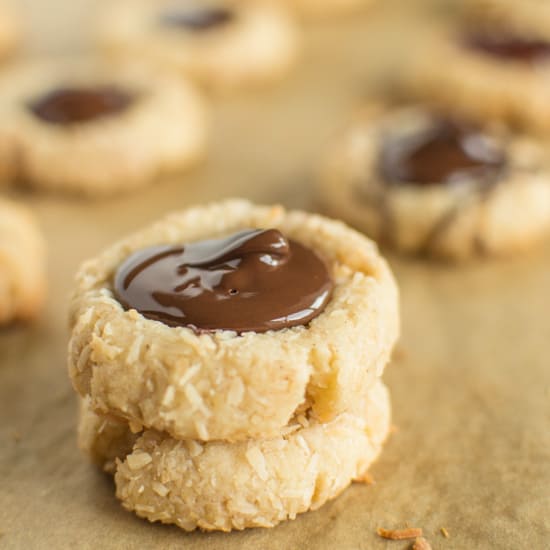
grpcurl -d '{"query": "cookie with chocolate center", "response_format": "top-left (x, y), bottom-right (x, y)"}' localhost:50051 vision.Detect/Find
top-left (318, 104), bottom-right (550, 260)
top-left (97, 0), bottom-right (299, 92)
top-left (68, 199), bottom-right (399, 442)
top-left (0, 60), bottom-right (207, 197)
top-left (405, 0), bottom-right (550, 133)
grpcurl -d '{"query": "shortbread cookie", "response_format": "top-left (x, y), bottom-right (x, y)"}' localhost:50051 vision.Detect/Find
top-left (318, 104), bottom-right (550, 260)
top-left (0, 2), bottom-right (20, 60)
top-left (284, 0), bottom-right (370, 19)
top-left (0, 198), bottom-right (46, 324)
top-left (0, 60), bottom-right (207, 197)
top-left (68, 199), bottom-right (399, 442)
top-left (406, 6), bottom-right (550, 133)
top-left (79, 379), bottom-right (390, 531)
top-left (97, 0), bottom-right (299, 92)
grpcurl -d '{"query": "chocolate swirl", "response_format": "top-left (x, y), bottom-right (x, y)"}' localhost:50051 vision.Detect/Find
top-left (29, 86), bottom-right (133, 125)
top-left (379, 117), bottom-right (506, 186)
top-left (160, 8), bottom-right (234, 31)
top-left (113, 229), bottom-right (334, 333)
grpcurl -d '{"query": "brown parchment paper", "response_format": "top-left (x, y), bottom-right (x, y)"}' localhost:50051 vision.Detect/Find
top-left (1, 1), bottom-right (549, 548)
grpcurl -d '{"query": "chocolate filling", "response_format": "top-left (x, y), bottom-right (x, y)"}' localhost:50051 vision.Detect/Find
top-left (113, 229), bottom-right (334, 334)
top-left (379, 117), bottom-right (506, 186)
top-left (464, 32), bottom-right (550, 63)
top-left (160, 8), bottom-right (234, 31)
top-left (29, 86), bottom-right (133, 125)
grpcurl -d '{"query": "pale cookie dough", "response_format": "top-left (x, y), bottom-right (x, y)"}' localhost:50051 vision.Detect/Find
top-left (97, 0), bottom-right (299, 92)
top-left (68, 199), bottom-right (399, 442)
top-left (284, 0), bottom-right (371, 19)
top-left (0, 60), bottom-right (207, 197)
top-left (0, 2), bottom-right (20, 61)
top-left (405, 9), bottom-right (550, 133)
top-left (0, 198), bottom-right (46, 324)
top-left (78, 396), bottom-right (138, 474)
top-left (79, 380), bottom-right (390, 532)
top-left (318, 104), bottom-right (550, 261)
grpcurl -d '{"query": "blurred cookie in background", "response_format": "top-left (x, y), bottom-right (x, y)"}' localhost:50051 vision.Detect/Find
top-left (405, 0), bottom-right (550, 133)
top-left (0, 2), bottom-right (20, 61)
top-left (0, 59), bottom-right (208, 198)
top-left (318, 103), bottom-right (550, 261)
top-left (97, 0), bottom-right (299, 93)
top-left (0, 197), bottom-right (46, 325)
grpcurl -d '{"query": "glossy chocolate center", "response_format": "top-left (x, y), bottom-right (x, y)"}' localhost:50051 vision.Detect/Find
top-left (464, 32), bottom-right (550, 62)
top-left (29, 86), bottom-right (133, 125)
top-left (113, 229), bottom-right (334, 334)
top-left (379, 117), bottom-right (506, 186)
top-left (160, 8), bottom-right (234, 31)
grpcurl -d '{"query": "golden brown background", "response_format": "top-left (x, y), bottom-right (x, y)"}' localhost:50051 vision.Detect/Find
top-left (1, 1), bottom-right (549, 548)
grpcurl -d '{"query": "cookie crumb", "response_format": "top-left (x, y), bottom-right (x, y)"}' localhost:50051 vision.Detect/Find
top-left (412, 537), bottom-right (432, 550)
top-left (441, 526), bottom-right (450, 538)
top-left (377, 527), bottom-right (423, 540)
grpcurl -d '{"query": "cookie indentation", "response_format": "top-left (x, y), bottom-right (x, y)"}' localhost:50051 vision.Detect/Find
top-left (29, 86), bottom-right (134, 125)
top-left (379, 117), bottom-right (506, 186)
top-left (160, 8), bottom-right (235, 31)
top-left (113, 229), bottom-right (334, 333)
top-left (464, 32), bottom-right (550, 63)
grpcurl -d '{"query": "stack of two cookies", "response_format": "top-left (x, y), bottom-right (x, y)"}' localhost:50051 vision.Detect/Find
top-left (68, 200), bottom-right (399, 531)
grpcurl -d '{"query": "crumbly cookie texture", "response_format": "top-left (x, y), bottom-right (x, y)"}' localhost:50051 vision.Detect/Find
top-left (284, 0), bottom-right (371, 19)
top-left (0, 60), bottom-right (207, 197)
top-left (97, 0), bottom-right (299, 92)
top-left (68, 199), bottom-right (399, 442)
top-left (0, 2), bottom-right (20, 61)
top-left (405, 19), bottom-right (550, 133)
top-left (78, 380), bottom-right (390, 532)
top-left (78, 396), bottom-right (138, 474)
top-left (318, 104), bottom-right (550, 261)
top-left (0, 198), bottom-right (46, 324)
